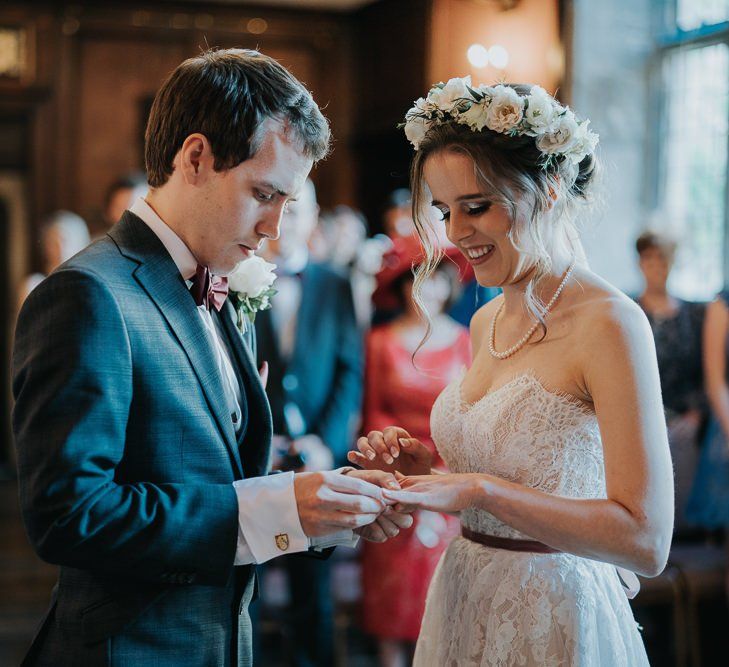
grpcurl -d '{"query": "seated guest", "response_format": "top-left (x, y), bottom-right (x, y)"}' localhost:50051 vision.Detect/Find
top-left (254, 179), bottom-right (363, 667)
top-left (18, 210), bottom-right (90, 307)
top-left (687, 287), bottom-right (729, 597)
top-left (634, 230), bottom-right (706, 533)
top-left (359, 235), bottom-right (468, 667)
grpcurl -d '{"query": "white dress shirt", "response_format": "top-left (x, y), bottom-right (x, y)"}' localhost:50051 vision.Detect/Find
top-left (129, 198), bottom-right (354, 563)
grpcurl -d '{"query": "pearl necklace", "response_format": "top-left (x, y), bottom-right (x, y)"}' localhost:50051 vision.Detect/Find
top-left (488, 262), bottom-right (576, 360)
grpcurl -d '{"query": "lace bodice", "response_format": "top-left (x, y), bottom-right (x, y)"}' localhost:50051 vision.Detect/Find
top-left (431, 370), bottom-right (605, 540)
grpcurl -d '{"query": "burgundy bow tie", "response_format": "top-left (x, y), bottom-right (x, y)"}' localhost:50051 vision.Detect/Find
top-left (189, 264), bottom-right (229, 311)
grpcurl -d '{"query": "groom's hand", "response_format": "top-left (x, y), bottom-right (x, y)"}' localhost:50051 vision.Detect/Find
top-left (344, 469), bottom-right (415, 543)
top-left (293, 470), bottom-right (386, 537)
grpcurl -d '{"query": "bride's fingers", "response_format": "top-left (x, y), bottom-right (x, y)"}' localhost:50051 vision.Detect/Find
top-left (383, 426), bottom-right (409, 459)
top-left (400, 475), bottom-right (435, 488)
top-left (347, 450), bottom-right (372, 467)
top-left (382, 488), bottom-right (426, 506)
top-left (367, 430), bottom-right (394, 465)
top-left (356, 436), bottom-right (377, 461)
top-left (399, 438), bottom-right (432, 464)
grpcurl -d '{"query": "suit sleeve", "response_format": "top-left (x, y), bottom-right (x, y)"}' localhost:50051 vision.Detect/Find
top-left (12, 268), bottom-right (238, 586)
top-left (314, 277), bottom-right (363, 465)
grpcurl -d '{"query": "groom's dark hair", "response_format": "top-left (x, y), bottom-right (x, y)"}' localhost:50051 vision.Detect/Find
top-left (144, 48), bottom-right (330, 187)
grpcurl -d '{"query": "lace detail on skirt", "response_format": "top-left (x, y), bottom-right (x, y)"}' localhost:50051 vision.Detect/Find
top-left (415, 371), bottom-right (649, 666)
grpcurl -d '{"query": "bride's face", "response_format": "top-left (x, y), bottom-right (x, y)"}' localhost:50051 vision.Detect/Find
top-left (423, 150), bottom-right (521, 288)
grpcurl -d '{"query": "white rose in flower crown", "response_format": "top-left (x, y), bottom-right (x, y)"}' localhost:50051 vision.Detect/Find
top-left (485, 85), bottom-right (525, 134)
top-left (459, 99), bottom-right (489, 131)
top-left (565, 120), bottom-right (599, 164)
top-left (228, 255), bottom-right (277, 298)
top-left (535, 109), bottom-right (579, 155)
top-left (428, 76), bottom-right (472, 112)
top-left (524, 86), bottom-right (559, 136)
top-left (404, 116), bottom-right (431, 150)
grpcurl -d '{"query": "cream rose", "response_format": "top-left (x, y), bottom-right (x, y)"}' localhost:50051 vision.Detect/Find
top-left (535, 109), bottom-right (579, 155)
top-left (227, 255), bottom-right (277, 298)
top-left (485, 85), bottom-right (525, 134)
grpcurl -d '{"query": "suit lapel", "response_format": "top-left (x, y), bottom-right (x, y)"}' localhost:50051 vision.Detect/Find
top-left (109, 213), bottom-right (243, 477)
top-left (217, 301), bottom-right (273, 476)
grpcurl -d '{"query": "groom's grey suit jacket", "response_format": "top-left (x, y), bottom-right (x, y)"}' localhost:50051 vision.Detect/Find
top-left (12, 212), bottom-right (272, 666)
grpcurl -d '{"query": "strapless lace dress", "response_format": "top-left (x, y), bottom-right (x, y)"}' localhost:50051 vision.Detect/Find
top-left (414, 371), bottom-right (649, 666)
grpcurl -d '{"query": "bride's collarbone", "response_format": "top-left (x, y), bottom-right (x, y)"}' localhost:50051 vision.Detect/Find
top-left (463, 341), bottom-right (592, 407)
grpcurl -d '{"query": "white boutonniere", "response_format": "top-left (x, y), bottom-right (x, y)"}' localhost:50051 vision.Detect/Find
top-left (227, 255), bottom-right (277, 333)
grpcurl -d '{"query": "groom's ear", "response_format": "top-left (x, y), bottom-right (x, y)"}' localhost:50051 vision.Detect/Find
top-left (178, 133), bottom-right (213, 184)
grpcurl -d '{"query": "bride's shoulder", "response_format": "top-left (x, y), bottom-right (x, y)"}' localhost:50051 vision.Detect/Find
top-left (568, 269), bottom-right (650, 347)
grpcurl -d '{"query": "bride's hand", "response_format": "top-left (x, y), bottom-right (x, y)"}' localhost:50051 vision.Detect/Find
top-left (347, 426), bottom-right (433, 476)
top-left (382, 473), bottom-right (481, 514)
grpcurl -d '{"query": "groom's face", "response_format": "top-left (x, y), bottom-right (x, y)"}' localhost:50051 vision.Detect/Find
top-left (190, 119), bottom-right (313, 275)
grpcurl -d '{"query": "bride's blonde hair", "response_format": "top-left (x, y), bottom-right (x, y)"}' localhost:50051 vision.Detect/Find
top-left (409, 84), bottom-right (599, 346)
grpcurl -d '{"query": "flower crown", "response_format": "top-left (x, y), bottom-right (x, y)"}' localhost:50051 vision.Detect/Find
top-left (402, 76), bottom-right (598, 168)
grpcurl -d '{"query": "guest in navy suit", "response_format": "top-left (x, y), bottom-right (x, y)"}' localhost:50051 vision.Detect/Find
top-left (12, 49), bottom-right (409, 667)
top-left (254, 179), bottom-right (363, 666)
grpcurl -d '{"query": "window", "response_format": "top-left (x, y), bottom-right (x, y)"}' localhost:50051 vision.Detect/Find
top-left (676, 0), bottom-right (729, 31)
top-left (655, 2), bottom-right (729, 299)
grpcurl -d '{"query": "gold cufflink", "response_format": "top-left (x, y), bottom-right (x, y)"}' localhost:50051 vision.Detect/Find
top-left (275, 533), bottom-right (290, 551)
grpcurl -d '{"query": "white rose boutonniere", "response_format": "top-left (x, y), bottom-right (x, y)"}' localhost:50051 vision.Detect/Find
top-left (227, 255), bottom-right (277, 333)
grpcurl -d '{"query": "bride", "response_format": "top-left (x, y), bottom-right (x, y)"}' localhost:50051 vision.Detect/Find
top-left (348, 78), bottom-right (673, 666)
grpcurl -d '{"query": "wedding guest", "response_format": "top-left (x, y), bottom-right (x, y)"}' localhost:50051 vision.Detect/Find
top-left (687, 288), bottom-right (729, 597)
top-left (17, 210), bottom-right (90, 307)
top-left (360, 235), bottom-right (468, 667)
top-left (316, 205), bottom-right (392, 329)
top-left (103, 172), bottom-right (148, 229)
top-left (312, 205), bottom-right (367, 267)
top-left (634, 230), bottom-right (707, 533)
top-left (382, 188), bottom-right (415, 239)
top-left (254, 179), bottom-right (363, 667)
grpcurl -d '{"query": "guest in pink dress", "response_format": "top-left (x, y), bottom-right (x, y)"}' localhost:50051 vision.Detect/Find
top-left (360, 236), bottom-right (470, 667)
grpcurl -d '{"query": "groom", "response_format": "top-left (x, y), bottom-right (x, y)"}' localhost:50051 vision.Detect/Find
top-left (12, 49), bottom-right (407, 666)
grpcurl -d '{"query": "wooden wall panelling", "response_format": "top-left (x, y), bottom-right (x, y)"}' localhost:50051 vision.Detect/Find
top-left (351, 0), bottom-right (432, 231)
top-left (55, 2), bottom-right (355, 224)
top-left (76, 35), bottom-right (187, 233)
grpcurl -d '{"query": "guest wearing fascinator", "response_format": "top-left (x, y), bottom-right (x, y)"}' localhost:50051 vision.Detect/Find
top-left (359, 235), bottom-right (469, 667)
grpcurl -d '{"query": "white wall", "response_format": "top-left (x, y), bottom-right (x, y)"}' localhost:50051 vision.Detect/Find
top-left (571, 0), bottom-right (654, 295)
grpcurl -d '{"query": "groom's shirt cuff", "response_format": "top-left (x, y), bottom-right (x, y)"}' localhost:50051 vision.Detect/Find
top-left (232, 471), bottom-right (308, 565)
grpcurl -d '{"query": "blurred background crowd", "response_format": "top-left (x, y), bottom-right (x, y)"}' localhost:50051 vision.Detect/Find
top-left (1, 0), bottom-right (728, 665)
